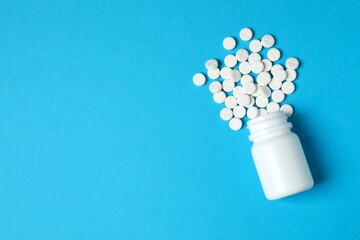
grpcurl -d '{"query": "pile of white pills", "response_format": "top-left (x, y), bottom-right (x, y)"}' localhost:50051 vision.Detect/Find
top-left (193, 27), bottom-right (300, 131)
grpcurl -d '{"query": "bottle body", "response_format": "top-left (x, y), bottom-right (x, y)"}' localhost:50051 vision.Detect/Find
top-left (247, 112), bottom-right (314, 200)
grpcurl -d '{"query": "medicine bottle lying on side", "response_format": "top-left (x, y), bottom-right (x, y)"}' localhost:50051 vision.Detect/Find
top-left (247, 111), bottom-right (314, 200)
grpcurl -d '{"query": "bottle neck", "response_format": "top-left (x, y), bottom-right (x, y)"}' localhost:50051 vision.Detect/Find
top-left (247, 111), bottom-right (292, 142)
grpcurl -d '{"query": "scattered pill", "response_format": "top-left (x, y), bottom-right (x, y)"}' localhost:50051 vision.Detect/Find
top-left (266, 102), bottom-right (280, 113)
top-left (239, 61), bottom-right (251, 74)
top-left (205, 59), bottom-right (219, 70)
top-left (237, 93), bottom-right (251, 106)
top-left (229, 117), bottom-right (243, 131)
top-left (222, 79), bottom-right (235, 92)
top-left (259, 108), bottom-right (268, 116)
top-left (271, 64), bottom-right (284, 75)
top-left (285, 57), bottom-right (300, 70)
top-left (220, 67), bottom-right (232, 79)
top-left (236, 49), bottom-right (250, 62)
top-left (243, 81), bottom-right (257, 94)
top-left (208, 68), bottom-right (220, 79)
top-left (224, 54), bottom-right (238, 68)
top-left (250, 61), bottom-right (265, 74)
top-left (229, 69), bottom-right (241, 82)
top-left (285, 69), bottom-right (297, 81)
top-left (262, 59), bottom-right (273, 72)
top-left (220, 108), bottom-right (233, 121)
top-left (240, 74), bottom-right (253, 85)
top-left (261, 34), bottom-right (275, 48)
top-left (273, 69), bottom-right (287, 81)
top-left (223, 37), bottom-right (236, 50)
top-left (225, 96), bottom-right (238, 109)
top-left (256, 96), bottom-right (269, 108)
top-left (249, 39), bottom-right (263, 53)
top-left (246, 95), bottom-right (255, 108)
top-left (209, 81), bottom-right (222, 93)
top-left (267, 48), bottom-right (281, 62)
top-left (239, 28), bottom-right (253, 41)
top-left (247, 106), bottom-right (259, 119)
top-left (213, 91), bottom-right (227, 103)
top-left (233, 106), bottom-right (246, 118)
top-left (281, 81), bottom-right (295, 94)
top-left (193, 73), bottom-right (206, 86)
top-left (258, 85), bottom-right (272, 98)
top-left (233, 86), bottom-right (245, 98)
top-left (269, 79), bottom-right (282, 90)
top-left (256, 72), bottom-right (271, 86)
top-left (248, 53), bottom-right (261, 64)
top-left (272, 90), bottom-right (285, 102)
top-left (280, 104), bottom-right (294, 117)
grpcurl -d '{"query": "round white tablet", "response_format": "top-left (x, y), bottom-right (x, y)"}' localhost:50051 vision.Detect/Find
top-left (250, 61), bottom-right (264, 74)
top-left (220, 67), bottom-right (232, 79)
top-left (251, 84), bottom-right (260, 97)
top-left (280, 104), bottom-right (294, 117)
top-left (271, 64), bottom-right (284, 75)
top-left (247, 106), bottom-right (259, 119)
top-left (229, 69), bottom-right (241, 82)
top-left (237, 93), bottom-right (251, 106)
top-left (193, 73), bottom-right (206, 86)
top-left (233, 86), bottom-right (245, 98)
top-left (248, 52), bottom-right (262, 64)
top-left (209, 81), bottom-right (222, 93)
top-left (225, 96), bottom-right (238, 109)
top-left (262, 59), bottom-right (273, 72)
top-left (236, 49), bottom-right (249, 62)
top-left (266, 102), bottom-right (280, 113)
top-left (222, 79), bottom-right (235, 92)
top-left (239, 28), bottom-right (253, 41)
top-left (249, 39), bottom-right (263, 53)
top-left (205, 59), bottom-right (219, 70)
top-left (239, 61), bottom-right (251, 74)
top-left (256, 96), bottom-right (269, 108)
top-left (281, 81), bottom-right (295, 94)
top-left (271, 90), bottom-right (285, 103)
top-left (259, 108), bottom-right (268, 116)
top-left (269, 78), bottom-right (283, 90)
top-left (207, 68), bottom-right (220, 79)
top-left (267, 48), bottom-right (281, 62)
top-left (285, 69), bottom-right (297, 81)
top-left (213, 91), bottom-right (226, 104)
top-left (273, 69), bottom-right (287, 81)
top-left (233, 106), bottom-right (246, 118)
top-left (246, 95), bottom-right (255, 108)
top-left (258, 85), bottom-right (271, 98)
top-left (229, 117), bottom-right (243, 131)
top-left (243, 81), bottom-right (256, 94)
top-left (223, 37), bottom-right (236, 50)
top-left (224, 54), bottom-right (238, 68)
top-left (220, 108), bottom-right (233, 121)
top-left (240, 75), bottom-right (254, 85)
top-left (261, 34), bottom-right (275, 48)
top-left (256, 72), bottom-right (271, 86)
top-left (285, 57), bottom-right (300, 70)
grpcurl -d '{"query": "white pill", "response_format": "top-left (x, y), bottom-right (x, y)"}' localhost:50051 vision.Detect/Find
top-left (233, 106), bottom-right (246, 118)
top-left (269, 78), bottom-right (283, 90)
top-left (243, 81), bottom-right (256, 94)
top-left (249, 39), bottom-right (262, 53)
top-left (285, 57), bottom-right (300, 70)
top-left (266, 102), bottom-right (280, 113)
top-left (213, 91), bottom-right (226, 104)
top-left (207, 68), bottom-right (220, 79)
top-left (248, 52), bottom-right (261, 64)
top-left (229, 117), bottom-right (243, 131)
top-left (245, 95), bottom-right (255, 108)
top-left (220, 108), bottom-right (233, 121)
top-left (256, 72), bottom-right (271, 86)
top-left (239, 61), bottom-right (251, 74)
top-left (236, 49), bottom-right (249, 62)
top-left (193, 73), bottom-right (206, 86)
top-left (240, 75), bottom-right (254, 85)
top-left (262, 59), bottom-right (273, 72)
top-left (251, 84), bottom-right (260, 97)
top-left (222, 79), bottom-right (235, 92)
top-left (267, 48), bottom-right (281, 62)
top-left (258, 85), bottom-right (271, 98)
top-left (237, 93), bottom-right (251, 106)
top-left (281, 81), bottom-right (295, 94)
top-left (285, 69), bottom-right (297, 81)
top-left (251, 61), bottom-right (264, 74)
top-left (261, 34), bottom-right (275, 48)
top-left (229, 69), bottom-right (241, 82)
top-left (271, 64), bottom-right (284, 75)
top-left (224, 54), bottom-right (238, 68)
top-left (280, 104), bottom-right (294, 117)
top-left (271, 90), bottom-right (285, 103)
top-left (223, 37), bottom-right (236, 50)
top-left (256, 96), bottom-right (269, 108)
top-left (233, 86), bottom-right (245, 98)
top-left (225, 96), bottom-right (238, 109)
top-left (247, 106), bottom-right (259, 119)
top-left (220, 67), bottom-right (232, 79)
top-left (259, 108), bottom-right (268, 116)
top-left (239, 28), bottom-right (253, 41)
top-left (209, 81), bottom-right (222, 93)
top-left (205, 59), bottom-right (219, 70)
top-left (273, 69), bottom-right (287, 81)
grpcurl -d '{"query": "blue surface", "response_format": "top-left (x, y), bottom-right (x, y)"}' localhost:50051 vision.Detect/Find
top-left (0, 0), bottom-right (359, 239)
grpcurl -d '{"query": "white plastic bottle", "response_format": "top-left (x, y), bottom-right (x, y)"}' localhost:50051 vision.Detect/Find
top-left (247, 111), bottom-right (314, 200)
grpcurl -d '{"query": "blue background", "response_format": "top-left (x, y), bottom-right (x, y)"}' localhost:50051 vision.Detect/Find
top-left (0, 0), bottom-right (359, 239)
